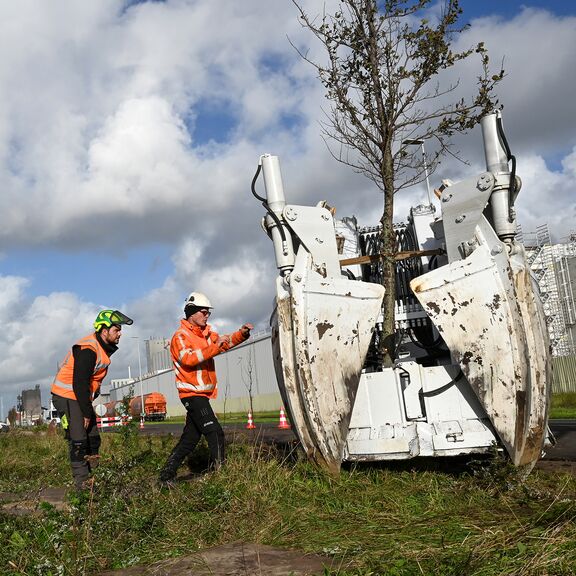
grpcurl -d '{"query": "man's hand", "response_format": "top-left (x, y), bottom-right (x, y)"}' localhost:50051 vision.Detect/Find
top-left (240, 323), bottom-right (254, 338)
top-left (217, 335), bottom-right (232, 348)
top-left (83, 417), bottom-right (91, 430)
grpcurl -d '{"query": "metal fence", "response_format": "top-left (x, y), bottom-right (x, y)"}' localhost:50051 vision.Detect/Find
top-left (552, 356), bottom-right (576, 393)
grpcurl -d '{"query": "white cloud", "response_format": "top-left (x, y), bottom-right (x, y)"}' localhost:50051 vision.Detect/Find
top-left (0, 281), bottom-right (99, 411)
top-left (514, 151), bottom-right (576, 241)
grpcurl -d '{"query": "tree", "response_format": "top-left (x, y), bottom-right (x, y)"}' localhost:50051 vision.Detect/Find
top-left (292, 0), bottom-right (503, 365)
top-left (8, 407), bottom-right (17, 427)
top-left (239, 348), bottom-right (257, 420)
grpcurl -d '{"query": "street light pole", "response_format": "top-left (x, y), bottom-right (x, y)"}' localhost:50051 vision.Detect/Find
top-left (403, 139), bottom-right (432, 206)
top-left (131, 336), bottom-right (145, 426)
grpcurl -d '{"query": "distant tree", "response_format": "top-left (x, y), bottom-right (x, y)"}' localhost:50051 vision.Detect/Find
top-left (117, 386), bottom-right (139, 440)
top-left (8, 407), bottom-right (17, 426)
top-left (240, 349), bottom-right (257, 419)
top-left (292, 0), bottom-right (504, 365)
top-left (119, 385), bottom-right (135, 419)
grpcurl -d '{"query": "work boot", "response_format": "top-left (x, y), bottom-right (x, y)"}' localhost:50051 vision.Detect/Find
top-left (85, 454), bottom-right (100, 472)
top-left (159, 450), bottom-right (185, 483)
top-left (71, 461), bottom-right (90, 491)
top-left (158, 467), bottom-right (176, 481)
top-left (158, 477), bottom-right (176, 490)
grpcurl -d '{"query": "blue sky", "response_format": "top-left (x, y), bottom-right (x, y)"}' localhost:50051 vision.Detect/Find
top-left (0, 0), bottom-right (575, 417)
top-left (460, 0), bottom-right (575, 19)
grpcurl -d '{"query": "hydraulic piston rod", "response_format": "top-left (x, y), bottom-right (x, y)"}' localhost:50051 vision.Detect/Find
top-left (480, 111), bottom-right (517, 243)
top-left (260, 154), bottom-right (295, 275)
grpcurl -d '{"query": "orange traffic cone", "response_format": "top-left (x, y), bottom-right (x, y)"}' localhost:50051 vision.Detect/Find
top-left (278, 407), bottom-right (291, 429)
top-left (139, 416), bottom-right (145, 430)
top-left (246, 411), bottom-right (256, 430)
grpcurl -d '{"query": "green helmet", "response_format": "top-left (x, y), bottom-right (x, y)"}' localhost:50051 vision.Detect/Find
top-left (94, 310), bottom-right (133, 332)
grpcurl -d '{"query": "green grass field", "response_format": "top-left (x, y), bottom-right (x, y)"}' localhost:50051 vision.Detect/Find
top-left (550, 392), bottom-right (576, 419)
top-left (1, 421), bottom-right (575, 576)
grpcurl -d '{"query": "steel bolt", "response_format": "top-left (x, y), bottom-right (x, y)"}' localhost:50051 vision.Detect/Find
top-left (285, 207), bottom-right (297, 221)
top-left (477, 174), bottom-right (492, 191)
top-left (455, 215), bottom-right (466, 224)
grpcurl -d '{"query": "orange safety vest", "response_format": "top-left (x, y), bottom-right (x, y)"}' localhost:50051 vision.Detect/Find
top-left (51, 334), bottom-right (111, 401)
top-left (171, 319), bottom-right (247, 399)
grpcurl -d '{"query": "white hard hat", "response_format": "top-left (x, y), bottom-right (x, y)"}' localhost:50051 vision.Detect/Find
top-left (184, 292), bottom-right (213, 309)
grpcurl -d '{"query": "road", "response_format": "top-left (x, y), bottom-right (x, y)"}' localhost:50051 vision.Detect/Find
top-left (545, 419), bottom-right (576, 460)
top-left (134, 419), bottom-right (576, 462)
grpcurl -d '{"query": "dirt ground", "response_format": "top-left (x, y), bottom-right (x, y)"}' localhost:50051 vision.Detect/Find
top-left (96, 543), bottom-right (331, 576)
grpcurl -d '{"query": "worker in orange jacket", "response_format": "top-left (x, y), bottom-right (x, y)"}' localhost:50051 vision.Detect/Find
top-left (159, 292), bottom-right (252, 485)
top-left (51, 310), bottom-right (133, 490)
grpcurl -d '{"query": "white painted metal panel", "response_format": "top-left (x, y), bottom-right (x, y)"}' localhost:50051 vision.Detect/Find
top-left (411, 217), bottom-right (551, 469)
top-left (272, 248), bottom-right (384, 474)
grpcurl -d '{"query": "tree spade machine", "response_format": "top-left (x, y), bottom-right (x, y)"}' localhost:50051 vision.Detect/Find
top-left (252, 111), bottom-right (551, 474)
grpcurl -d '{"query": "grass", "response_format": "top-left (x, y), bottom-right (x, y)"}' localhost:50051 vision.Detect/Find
top-left (550, 392), bottom-right (576, 419)
top-left (1, 426), bottom-right (576, 576)
top-left (163, 411), bottom-right (285, 425)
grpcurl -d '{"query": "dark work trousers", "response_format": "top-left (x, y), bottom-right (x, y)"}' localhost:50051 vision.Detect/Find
top-left (52, 394), bottom-right (101, 489)
top-left (160, 395), bottom-right (224, 481)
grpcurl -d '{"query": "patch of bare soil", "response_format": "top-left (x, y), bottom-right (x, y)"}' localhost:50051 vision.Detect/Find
top-left (535, 460), bottom-right (576, 477)
top-left (0, 487), bottom-right (69, 516)
top-left (97, 542), bottom-right (332, 576)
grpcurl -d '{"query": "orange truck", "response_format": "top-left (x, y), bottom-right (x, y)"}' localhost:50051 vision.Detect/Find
top-left (129, 392), bottom-right (167, 421)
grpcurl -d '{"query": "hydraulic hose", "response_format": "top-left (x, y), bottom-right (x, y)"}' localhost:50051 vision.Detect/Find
top-left (420, 370), bottom-right (464, 397)
top-left (495, 115), bottom-right (517, 218)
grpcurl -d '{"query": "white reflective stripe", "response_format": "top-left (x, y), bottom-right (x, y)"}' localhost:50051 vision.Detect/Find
top-left (176, 381), bottom-right (214, 392)
top-left (177, 333), bottom-right (186, 351)
top-left (77, 335), bottom-right (108, 371)
top-left (178, 348), bottom-right (205, 363)
top-left (196, 368), bottom-right (205, 387)
top-left (55, 379), bottom-right (73, 390)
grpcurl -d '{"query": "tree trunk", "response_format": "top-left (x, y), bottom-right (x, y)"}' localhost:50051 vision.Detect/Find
top-left (380, 143), bottom-right (396, 368)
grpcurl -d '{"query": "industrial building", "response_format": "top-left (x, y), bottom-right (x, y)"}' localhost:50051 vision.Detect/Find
top-left (523, 226), bottom-right (576, 356)
top-left (17, 385), bottom-right (42, 425)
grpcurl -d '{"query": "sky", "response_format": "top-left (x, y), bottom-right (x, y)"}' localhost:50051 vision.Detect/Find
top-left (0, 0), bottom-right (575, 418)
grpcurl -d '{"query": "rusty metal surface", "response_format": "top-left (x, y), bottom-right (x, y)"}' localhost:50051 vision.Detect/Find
top-left (411, 217), bottom-right (551, 468)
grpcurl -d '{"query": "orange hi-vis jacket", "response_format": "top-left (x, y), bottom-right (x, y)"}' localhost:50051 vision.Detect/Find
top-left (171, 319), bottom-right (248, 399)
top-left (51, 334), bottom-right (111, 401)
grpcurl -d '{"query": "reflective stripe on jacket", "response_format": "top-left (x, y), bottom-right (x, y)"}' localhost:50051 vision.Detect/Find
top-left (171, 319), bottom-right (247, 399)
top-left (50, 334), bottom-right (111, 400)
